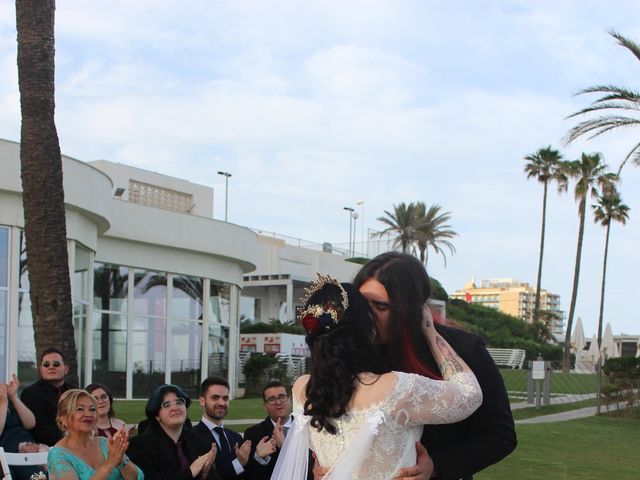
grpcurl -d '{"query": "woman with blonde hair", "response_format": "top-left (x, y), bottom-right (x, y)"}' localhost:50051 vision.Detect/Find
top-left (47, 389), bottom-right (142, 480)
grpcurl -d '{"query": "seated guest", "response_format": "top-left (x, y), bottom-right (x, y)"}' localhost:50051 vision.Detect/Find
top-left (0, 374), bottom-right (45, 480)
top-left (128, 384), bottom-right (220, 480)
top-left (243, 381), bottom-right (312, 480)
top-left (48, 389), bottom-right (142, 480)
top-left (86, 383), bottom-right (128, 438)
top-left (193, 376), bottom-right (250, 479)
top-left (21, 348), bottom-right (74, 446)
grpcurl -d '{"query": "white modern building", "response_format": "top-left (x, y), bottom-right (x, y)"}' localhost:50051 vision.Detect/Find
top-left (0, 139), bottom-right (258, 398)
top-left (0, 138), bottom-right (363, 399)
top-left (241, 234), bottom-right (360, 324)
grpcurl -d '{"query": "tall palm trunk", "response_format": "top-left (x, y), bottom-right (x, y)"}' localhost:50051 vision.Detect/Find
top-left (533, 180), bottom-right (549, 324)
top-left (595, 220), bottom-right (611, 415)
top-left (16, 0), bottom-right (78, 384)
top-left (562, 196), bottom-right (586, 372)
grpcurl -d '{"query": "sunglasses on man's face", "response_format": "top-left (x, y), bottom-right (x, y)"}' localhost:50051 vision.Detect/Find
top-left (42, 361), bottom-right (62, 368)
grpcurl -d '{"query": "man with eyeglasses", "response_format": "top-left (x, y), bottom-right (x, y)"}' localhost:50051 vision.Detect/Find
top-left (20, 347), bottom-right (74, 445)
top-left (193, 376), bottom-right (251, 479)
top-left (243, 381), bottom-right (313, 480)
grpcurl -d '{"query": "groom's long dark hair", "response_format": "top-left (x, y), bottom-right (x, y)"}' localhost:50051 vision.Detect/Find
top-left (303, 282), bottom-right (385, 435)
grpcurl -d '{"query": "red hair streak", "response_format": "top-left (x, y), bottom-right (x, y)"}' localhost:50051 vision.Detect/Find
top-left (400, 321), bottom-right (443, 380)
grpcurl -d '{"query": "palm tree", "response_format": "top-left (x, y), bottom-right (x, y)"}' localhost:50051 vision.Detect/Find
top-left (561, 153), bottom-right (618, 372)
top-left (524, 146), bottom-right (567, 324)
top-left (16, 0), bottom-right (77, 383)
top-left (592, 190), bottom-right (629, 414)
top-left (413, 202), bottom-right (457, 267)
top-left (565, 31), bottom-right (640, 173)
top-left (376, 202), bottom-right (419, 253)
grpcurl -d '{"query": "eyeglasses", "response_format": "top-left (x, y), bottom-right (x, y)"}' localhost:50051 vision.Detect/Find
top-left (160, 398), bottom-right (186, 409)
top-left (42, 361), bottom-right (62, 368)
top-left (93, 394), bottom-right (109, 402)
top-left (265, 394), bottom-right (289, 405)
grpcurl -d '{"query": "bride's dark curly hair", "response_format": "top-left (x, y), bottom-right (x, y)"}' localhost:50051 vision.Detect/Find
top-left (303, 281), bottom-right (385, 434)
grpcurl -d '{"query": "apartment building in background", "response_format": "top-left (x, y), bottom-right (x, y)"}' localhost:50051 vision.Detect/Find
top-left (451, 278), bottom-right (565, 341)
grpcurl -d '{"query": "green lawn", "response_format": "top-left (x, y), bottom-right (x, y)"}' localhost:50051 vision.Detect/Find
top-left (476, 416), bottom-right (640, 480)
top-left (500, 369), bottom-right (599, 395)
top-left (115, 398), bottom-right (265, 425)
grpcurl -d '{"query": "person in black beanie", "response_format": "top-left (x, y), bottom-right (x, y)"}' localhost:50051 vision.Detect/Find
top-left (127, 384), bottom-right (221, 480)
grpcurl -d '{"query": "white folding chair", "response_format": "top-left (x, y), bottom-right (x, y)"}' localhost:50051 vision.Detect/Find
top-left (0, 447), bottom-right (48, 480)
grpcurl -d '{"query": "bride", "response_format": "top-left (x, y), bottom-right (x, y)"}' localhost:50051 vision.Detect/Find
top-left (271, 276), bottom-right (482, 480)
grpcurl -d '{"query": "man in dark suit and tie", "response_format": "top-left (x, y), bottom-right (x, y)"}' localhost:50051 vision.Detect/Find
top-left (242, 381), bottom-right (290, 480)
top-left (193, 376), bottom-right (251, 479)
top-left (243, 381), bottom-right (313, 480)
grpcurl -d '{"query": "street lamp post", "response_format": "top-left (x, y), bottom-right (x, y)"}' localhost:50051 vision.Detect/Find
top-left (351, 212), bottom-right (359, 256)
top-left (217, 171), bottom-right (231, 221)
top-left (343, 207), bottom-right (355, 256)
top-left (356, 200), bottom-right (364, 255)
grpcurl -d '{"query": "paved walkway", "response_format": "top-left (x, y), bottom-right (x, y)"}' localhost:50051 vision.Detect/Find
top-left (516, 406), bottom-right (598, 424)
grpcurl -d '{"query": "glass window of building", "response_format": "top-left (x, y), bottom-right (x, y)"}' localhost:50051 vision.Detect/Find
top-left (171, 275), bottom-right (203, 320)
top-left (93, 263), bottom-right (128, 313)
top-left (209, 281), bottom-right (230, 325)
top-left (170, 319), bottom-right (202, 397)
top-left (17, 231), bottom-right (36, 383)
top-left (73, 244), bottom-right (91, 388)
top-left (92, 312), bottom-right (127, 397)
top-left (132, 315), bottom-right (166, 398)
top-left (134, 271), bottom-right (166, 317)
top-left (93, 262), bottom-right (130, 397)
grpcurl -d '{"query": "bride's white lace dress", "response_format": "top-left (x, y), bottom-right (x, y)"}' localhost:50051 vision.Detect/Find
top-left (271, 371), bottom-right (481, 480)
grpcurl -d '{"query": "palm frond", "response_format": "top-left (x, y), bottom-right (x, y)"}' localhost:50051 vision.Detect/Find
top-left (574, 85), bottom-right (640, 101)
top-left (565, 116), bottom-right (640, 143)
top-left (608, 30), bottom-right (640, 63)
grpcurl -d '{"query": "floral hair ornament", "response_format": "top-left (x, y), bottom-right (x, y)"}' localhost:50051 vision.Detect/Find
top-left (299, 274), bottom-right (349, 335)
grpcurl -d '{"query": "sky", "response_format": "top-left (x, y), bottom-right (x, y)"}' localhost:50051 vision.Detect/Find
top-left (1, 0), bottom-right (639, 338)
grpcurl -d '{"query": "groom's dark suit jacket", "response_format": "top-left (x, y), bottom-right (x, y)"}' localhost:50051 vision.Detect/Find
top-left (419, 324), bottom-right (517, 480)
top-left (193, 422), bottom-right (246, 479)
top-left (242, 416), bottom-right (313, 480)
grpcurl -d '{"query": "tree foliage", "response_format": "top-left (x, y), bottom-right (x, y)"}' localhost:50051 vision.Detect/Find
top-left (447, 299), bottom-right (563, 362)
top-left (241, 318), bottom-right (305, 335)
top-left (242, 353), bottom-right (291, 396)
top-left (523, 146), bottom-right (566, 324)
top-left (566, 31), bottom-right (640, 172)
top-left (376, 202), bottom-right (457, 267)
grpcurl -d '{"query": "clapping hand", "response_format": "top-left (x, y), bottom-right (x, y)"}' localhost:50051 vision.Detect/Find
top-left (255, 436), bottom-right (277, 459)
top-left (199, 443), bottom-right (217, 479)
top-left (235, 440), bottom-right (251, 466)
top-left (7, 374), bottom-right (19, 399)
top-left (272, 418), bottom-right (286, 448)
top-left (106, 428), bottom-right (129, 469)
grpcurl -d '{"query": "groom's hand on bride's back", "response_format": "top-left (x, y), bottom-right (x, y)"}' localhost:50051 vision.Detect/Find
top-left (312, 453), bottom-right (328, 479)
top-left (395, 442), bottom-right (433, 480)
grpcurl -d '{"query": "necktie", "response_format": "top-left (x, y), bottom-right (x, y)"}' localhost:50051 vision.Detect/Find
top-left (283, 426), bottom-right (290, 438)
top-left (213, 426), bottom-right (232, 457)
top-left (175, 440), bottom-right (189, 469)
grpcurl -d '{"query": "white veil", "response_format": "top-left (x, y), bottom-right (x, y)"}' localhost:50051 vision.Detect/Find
top-left (270, 410), bottom-right (386, 480)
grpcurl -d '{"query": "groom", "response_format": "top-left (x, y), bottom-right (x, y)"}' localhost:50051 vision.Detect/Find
top-left (354, 252), bottom-right (516, 480)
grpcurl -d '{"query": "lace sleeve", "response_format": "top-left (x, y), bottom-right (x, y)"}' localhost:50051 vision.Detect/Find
top-left (391, 371), bottom-right (483, 426)
top-left (47, 448), bottom-right (80, 480)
